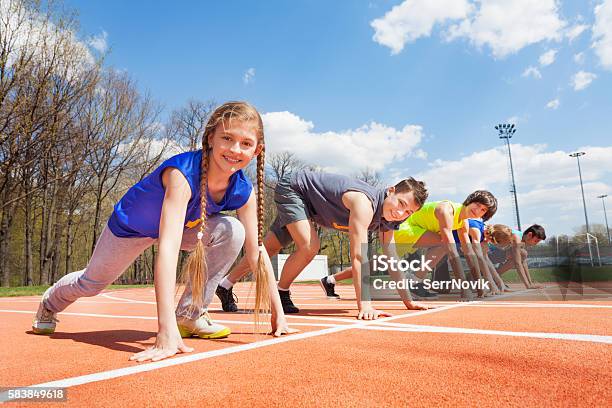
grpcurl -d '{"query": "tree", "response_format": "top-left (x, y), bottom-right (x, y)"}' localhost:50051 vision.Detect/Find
top-left (165, 99), bottom-right (215, 152)
top-left (0, 0), bottom-right (100, 285)
top-left (84, 71), bottom-right (160, 254)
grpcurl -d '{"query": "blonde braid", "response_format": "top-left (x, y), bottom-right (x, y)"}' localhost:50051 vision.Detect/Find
top-left (485, 224), bottom-right (495, 244)
top-left (181, 135), bottom-right (209, 314)
top-left (254, 145), bottom-right (270, 327)
top-left (256, 145), bottom-right (265, 247)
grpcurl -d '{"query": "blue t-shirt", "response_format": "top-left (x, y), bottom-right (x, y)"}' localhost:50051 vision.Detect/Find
top-left (453, 218), bottom-right (485, 252)
top-left (452, 219), bottom-right (485, 244)
top-left (107, 150), bottom-right (253, 238)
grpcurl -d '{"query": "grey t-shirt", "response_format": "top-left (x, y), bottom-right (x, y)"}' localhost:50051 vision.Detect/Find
top-left (290, 170), bottom-right (402, 232)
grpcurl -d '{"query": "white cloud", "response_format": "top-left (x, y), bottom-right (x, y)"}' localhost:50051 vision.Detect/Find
top-left (370, 0), bottom-right (472, 55)
top-left (243, 67), bottom-right (255, 84)
top-left (87, 30), bottom-right (108, 53)
top-left (445, 0), bottom-right (566, 59)
top-left (505, 115), bottom-right (522, 125)
top-left (414, 144), bottom-right (612, 234)
top-left (118, 134), bottom-right (182, 163)
top-left (521, 49), bottom-right (555, 81)
top-left (571, 70), bottom-right (597, 90)
top-left (546, 98), bottom-right (560, 109)
top-left (372, 1), bottom-right (573, 60)
top-left (1, 0), bottom-right (95, 76)
top-left (592, 0), bottom-right (612, 70)
top-left (414, 149), bottom-right (428, 159)
top-left (538, 49), bottom-right (557, 66)
top-left (521, 66), bottom-right (542, 79)
top-left (574, 52), bottom-right (585, 64)
top-left (566, 24), bottom-right (589, 42)
top-left (262, 111), bottom-right (425, 174)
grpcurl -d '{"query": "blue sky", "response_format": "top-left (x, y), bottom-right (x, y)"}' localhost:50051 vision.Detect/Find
top-left (66, 0), bottom-right (612, 238)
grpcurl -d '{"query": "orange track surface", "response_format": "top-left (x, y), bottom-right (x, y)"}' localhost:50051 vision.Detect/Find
top-left (1, 283), bottom-right (610, 407)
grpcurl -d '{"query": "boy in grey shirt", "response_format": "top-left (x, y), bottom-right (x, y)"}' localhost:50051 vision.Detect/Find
top-left (217, 170), bottom-right (429, 319)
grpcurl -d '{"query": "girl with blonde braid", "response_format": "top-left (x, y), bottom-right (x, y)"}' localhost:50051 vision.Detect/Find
top-left (485, 224), bottom-right (546, 289)
top-left (32, 101), bottom-right (296, 362)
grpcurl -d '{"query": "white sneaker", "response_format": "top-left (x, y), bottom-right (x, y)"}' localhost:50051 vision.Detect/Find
top-left (32, 288), bottom-right (58, 335)
top-left (177, 312), bottom-right (231, 339)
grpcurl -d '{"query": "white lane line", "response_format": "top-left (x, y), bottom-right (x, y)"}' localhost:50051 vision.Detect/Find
top-left (24, 296), bottom-right (611, 309)
top-left (284, 315), bottom-right (357, 323)
top-left (0, 309), bottom-right (344, 327)
top-left (0, 300), bottom-right (144, 304)
top-left (459, 303), bottom-right (612, 308)
top-left (100, 292), bottom-right (433, 309)
top-left (9, 307), bottom-right (468, 326)
top-left (101, 293), bottom-right (155, 304)
top-left (2, 303), bottom-right (464, 393)
top-left (357, 324), bottom-right (612, 344)
top-left (100, 293), bottom-right (229, 306)
top-left (103, 288), bottom-right (566, 309)
top-left (0, 309), bottom-right (156, 320)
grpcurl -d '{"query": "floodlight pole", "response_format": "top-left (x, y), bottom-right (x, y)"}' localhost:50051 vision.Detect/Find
top-left (569, 152), bottom-right (590, 235)
top-left (496, 123), bottom-right (521, 230)
top-left (597, 194), bottom-right (611, 245)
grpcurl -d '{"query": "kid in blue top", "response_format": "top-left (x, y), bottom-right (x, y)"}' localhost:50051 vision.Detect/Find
top-left (33, 102), bottom-right (297, 362)
top-left (107, 150), bottom-right (253, 238)
top-left (453, 218), bottom-right (485, 245)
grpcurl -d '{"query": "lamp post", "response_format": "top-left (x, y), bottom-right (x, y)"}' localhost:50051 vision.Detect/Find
top-left (597, 194), bottom-right (611, 244)
top-left (496, 123), bottom-right (521, 230)
top-left (569, 152), bottom-right (590, 235)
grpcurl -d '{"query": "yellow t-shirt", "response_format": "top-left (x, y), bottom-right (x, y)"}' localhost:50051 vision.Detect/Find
top-left (394, 201), bottom-right (464, 245)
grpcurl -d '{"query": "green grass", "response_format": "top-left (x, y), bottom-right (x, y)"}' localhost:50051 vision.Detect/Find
top-left (0, 284), bottom-right (153, 298)
top-left (501, 266), bottom-right (612, 283)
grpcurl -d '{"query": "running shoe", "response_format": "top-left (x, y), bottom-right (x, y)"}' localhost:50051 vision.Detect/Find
top-left (177, 312), bottom-right (231, 339)
top-left (319, 277), bottom-right (340, 300)
top-left (410, 282), bottom-right (439, 300)
top-left (279, 289), bottom-right (299, 313)
top-left (32, 288), bottom-right (58, 335)
top-left (215, 285), bottom-right (239, 312)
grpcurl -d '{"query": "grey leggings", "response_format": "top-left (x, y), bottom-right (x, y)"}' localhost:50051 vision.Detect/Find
top-left (44, 214), bottom-right (245, 319)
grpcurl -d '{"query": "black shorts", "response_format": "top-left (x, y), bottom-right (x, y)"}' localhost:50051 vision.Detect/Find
top-left (488, 245), bottom-right (509, 265)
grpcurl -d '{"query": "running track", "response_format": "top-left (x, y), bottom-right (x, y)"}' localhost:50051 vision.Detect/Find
top-left (1, 283), bottom-right (611, 407)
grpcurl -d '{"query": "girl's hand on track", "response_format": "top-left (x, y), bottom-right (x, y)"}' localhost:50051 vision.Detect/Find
top-left (130, 329), bottom-right (194, 362)
top-left (270, 317), bottom-right (300, 336)
top-left (357, 307), bottom-right (392, 320)
top-left (406, 301), bottom-right (428, 311)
